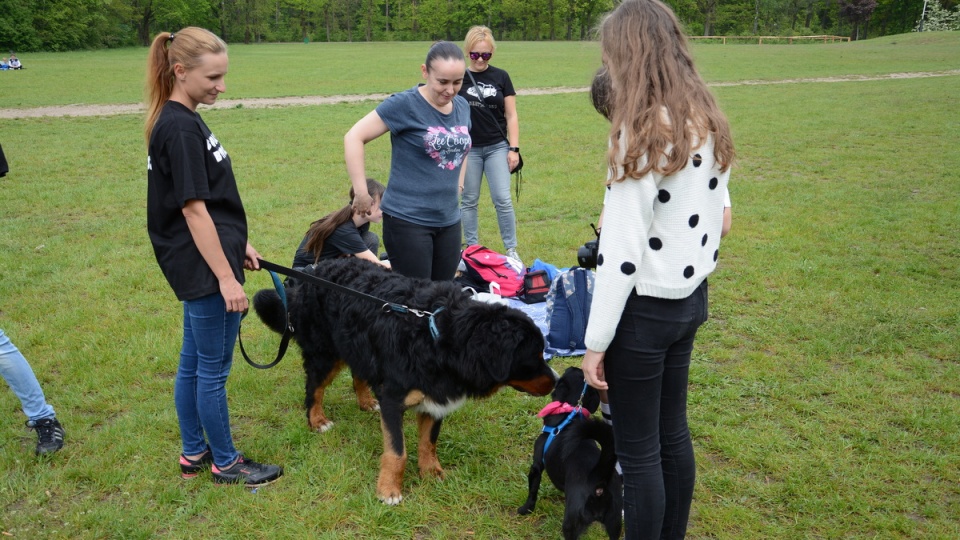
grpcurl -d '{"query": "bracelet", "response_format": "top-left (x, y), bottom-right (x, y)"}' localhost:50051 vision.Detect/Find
top-left (508, 146), bottom-right (520, 153)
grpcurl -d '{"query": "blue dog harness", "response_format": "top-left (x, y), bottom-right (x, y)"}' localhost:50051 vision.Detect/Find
top-left (541, 382), bottom-right (590, 464)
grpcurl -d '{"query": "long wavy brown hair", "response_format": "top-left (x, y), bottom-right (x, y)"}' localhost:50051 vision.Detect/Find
top-left (144, 27), bottom-right (227, 144)
top-left (600, 0), bottom-right (734, 182)
top-left (303, 178), bottom-right (386, 262)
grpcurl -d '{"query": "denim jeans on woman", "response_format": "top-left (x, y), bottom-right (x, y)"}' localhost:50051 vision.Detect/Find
top-left (0, 328), bottom-right (56, 421)
top-left (175, 293), bottom-right (241, 468)
top-left (604, 279), bottom-right (708, 540)
top-left (460, 141), bottom-right (517, 250)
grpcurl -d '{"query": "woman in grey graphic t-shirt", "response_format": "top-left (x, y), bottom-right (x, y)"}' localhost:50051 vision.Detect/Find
top-left (344, 41), bottom-right (472, 281)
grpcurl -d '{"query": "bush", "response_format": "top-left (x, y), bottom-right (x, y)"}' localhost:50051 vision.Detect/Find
top-left (916, 0), bottom-right (960, 31)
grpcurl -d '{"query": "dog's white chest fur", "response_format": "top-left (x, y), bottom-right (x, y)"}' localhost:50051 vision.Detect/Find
top-left (414, 395), bottom-right (467, 418)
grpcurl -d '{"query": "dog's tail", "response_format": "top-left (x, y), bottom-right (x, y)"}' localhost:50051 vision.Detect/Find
top-left (563, 419), bottom-right (618, 481)
top-left (253, 288), bottom-right (289, 334)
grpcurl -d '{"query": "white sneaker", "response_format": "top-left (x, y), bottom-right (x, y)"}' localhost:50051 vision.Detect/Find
top-left (505, 248), bottom-right (522, 266)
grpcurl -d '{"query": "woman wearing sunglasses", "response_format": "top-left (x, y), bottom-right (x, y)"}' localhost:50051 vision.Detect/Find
top-left (457, 26), bottom-right (522, 264)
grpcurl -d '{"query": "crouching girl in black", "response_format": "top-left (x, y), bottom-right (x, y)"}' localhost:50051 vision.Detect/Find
top-left (291, 178), bottom-right (390, 273)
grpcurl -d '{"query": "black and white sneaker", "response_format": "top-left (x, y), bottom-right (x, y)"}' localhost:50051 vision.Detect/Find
top-left (28, 417), bottom-right (64, 455)
top-left (212, 455), bottom-right (283, 487)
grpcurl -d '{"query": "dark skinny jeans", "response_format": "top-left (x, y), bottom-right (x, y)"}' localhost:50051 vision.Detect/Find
top-left (604, 279), bottom-right (708, 540)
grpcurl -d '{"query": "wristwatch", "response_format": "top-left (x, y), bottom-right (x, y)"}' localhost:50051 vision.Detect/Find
top-left (508, 146), bottom-right (520, 152)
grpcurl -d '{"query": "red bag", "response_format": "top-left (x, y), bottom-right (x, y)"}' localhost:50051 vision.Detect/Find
top-left (461, 245), bottom-right (525, 297)
top-left (519, 269), bottom-right (550, 304)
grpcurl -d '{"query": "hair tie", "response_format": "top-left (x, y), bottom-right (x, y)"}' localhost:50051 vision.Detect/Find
top-left (168, 32), bottom-right (176, 42)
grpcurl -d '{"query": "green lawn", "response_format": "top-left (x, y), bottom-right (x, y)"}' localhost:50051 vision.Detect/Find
top-left (1, 32), bottom-right (958, 108)
top-left (0, 32), bottom-right (958, 539)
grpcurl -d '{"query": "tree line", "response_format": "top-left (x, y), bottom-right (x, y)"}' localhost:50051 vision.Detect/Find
top-left (0, 0), bottom-right (950, 52)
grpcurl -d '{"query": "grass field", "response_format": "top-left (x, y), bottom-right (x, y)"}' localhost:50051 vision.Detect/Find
top-left (1, 32), bottom-right (958, 538)
top-left (1, 32), bottom-right (959, 108)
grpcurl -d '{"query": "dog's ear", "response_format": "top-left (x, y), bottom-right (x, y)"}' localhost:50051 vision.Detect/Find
top-left (483, 316), bottom-right (518, 381)
top-left (451, 303), bottom-right (517, 381)
top-left (551, 371), bottom-right (569, 400)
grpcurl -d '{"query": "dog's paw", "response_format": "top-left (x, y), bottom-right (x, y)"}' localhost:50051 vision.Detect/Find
top-left (517, 504), bottom-right (534, 516)
top-left (378, 492), bottom-right (403, 505)
top-left (313, 420), bottom-right (334, 433)
top-left (419, 463), bottom-right (445, 479)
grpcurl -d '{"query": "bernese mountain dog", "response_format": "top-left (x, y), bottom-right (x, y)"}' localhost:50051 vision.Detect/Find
top-left (254, 257), bottom-right (557, 504)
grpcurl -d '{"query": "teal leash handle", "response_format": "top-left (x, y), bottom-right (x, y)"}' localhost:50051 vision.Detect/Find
top-left (239, 269), bottom-right (293, 370)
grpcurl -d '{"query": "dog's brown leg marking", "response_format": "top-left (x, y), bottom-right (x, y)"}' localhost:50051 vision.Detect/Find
top-left (353, 376), bottom-right (379, 411)
top-left (308, 362), bottom-right (344, 431)
top-left (403, 389), bottom-right (425, 407)
top-left (377, 416), bottom-right (406, 505)
top-left (416, 412), bottom-right (444, 479)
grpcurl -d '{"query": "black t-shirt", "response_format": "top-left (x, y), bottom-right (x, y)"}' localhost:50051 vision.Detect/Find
top-left (292, 221), bottom-right (371, 268)
top-left (458, 65), bottom-right (516, 147)
top-left (147, 101), bottom-right (247, 301)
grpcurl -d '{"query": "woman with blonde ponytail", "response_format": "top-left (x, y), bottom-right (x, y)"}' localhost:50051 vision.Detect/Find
top-left (145, 27), bottom-right (283, 487)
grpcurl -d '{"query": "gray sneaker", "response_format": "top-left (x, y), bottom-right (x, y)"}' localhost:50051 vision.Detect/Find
top-left (28, 417), bottom-right (64, 455)
top-left (506, 248), bottom-right (522, 266)
top-left (212, 455), bottom-right (283, 486)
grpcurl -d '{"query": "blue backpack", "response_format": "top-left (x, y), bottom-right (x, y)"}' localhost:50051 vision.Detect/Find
top-left (545, 267), bottom-right (595, 352)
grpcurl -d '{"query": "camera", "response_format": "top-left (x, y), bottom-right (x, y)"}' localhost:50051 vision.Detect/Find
top-left (577, 224), bottom-right (601, 269)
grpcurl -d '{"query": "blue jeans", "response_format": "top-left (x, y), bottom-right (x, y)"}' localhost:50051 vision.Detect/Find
top-left (461, 141), bottom-right (517, 250)
top-left (175, 293), bottom-right (240, 467)
top-left (382, 213), bottom-right (461, 281)
top-left (0, 328), bottom-right (55, 421)
top-left (604, 280), bottom-right (708, 540)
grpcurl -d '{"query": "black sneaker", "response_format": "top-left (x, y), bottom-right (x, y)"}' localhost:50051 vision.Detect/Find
top-left (27, 417), bottom-right (64, 455)
top-left (211, 455), bottom-right (283, 487)
top-left (179, 448), bottom-right (214, 479)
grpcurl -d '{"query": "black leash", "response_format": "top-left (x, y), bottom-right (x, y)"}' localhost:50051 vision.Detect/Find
top-left (238, 267), bottom-right (292, 369)
top-left (238, 259), bottom-right (447, 370)
top-left (256, 259), bottom-right (422, 315)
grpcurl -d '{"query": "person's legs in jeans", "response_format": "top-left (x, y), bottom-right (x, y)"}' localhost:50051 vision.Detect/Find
top-left (460, 148), bottom-right (485, 246)
top-left (0, 328), bottom-right (56, 422)
top-left (482, 142), bottom-right (518, 251)
top-left (175, 294), bottom-right (240, 468)
top-left (604, 283), bottom-right (707, 540)
top-left (383, 214), bottom-right (461, 281)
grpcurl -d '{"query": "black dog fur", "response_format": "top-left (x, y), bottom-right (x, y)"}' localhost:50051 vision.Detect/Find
top-left (254, 257), bottom-right (557, 504)
top-left (518, 366), bottom-right (623, 540)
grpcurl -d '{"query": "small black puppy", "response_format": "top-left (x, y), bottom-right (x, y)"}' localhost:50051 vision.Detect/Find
top-left (518, 367), bottom-right (623, 540)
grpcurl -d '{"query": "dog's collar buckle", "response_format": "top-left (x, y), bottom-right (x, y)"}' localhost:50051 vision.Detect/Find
top-left (382, 304), bottom-right (445, 342)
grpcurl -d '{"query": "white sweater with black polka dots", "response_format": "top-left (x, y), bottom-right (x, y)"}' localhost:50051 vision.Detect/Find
top-left (584, 134), bottom-right (730, 353)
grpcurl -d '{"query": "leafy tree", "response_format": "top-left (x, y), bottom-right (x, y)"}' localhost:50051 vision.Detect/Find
top-left (916, 0), bottom-right (960, 30)
top-left (0, 0), bottom-right (42, 51)
top-left (840, 0), bottom-right (877, 39)
top-left (695, 0), bottom-right (719, 35)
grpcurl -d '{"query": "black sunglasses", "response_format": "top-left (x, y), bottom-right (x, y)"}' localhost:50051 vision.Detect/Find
top-left (469, 52), bottom-right (492, 61)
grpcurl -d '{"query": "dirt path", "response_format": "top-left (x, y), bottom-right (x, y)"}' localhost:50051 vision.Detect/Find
top-left (2, 70), bottom-right (957, 119)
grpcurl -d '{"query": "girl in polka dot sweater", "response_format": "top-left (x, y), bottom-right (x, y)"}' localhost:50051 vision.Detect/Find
top-left (581, 2), bottom-right (735, 538)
